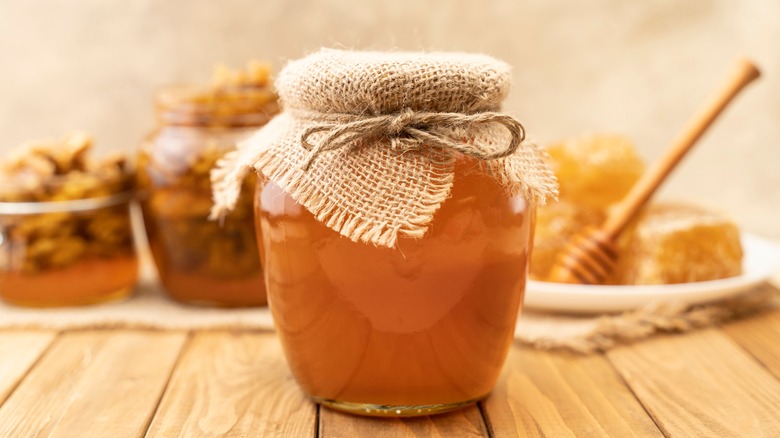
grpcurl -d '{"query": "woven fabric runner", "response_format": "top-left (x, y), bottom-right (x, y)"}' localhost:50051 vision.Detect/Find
top-left (1, 261), bottom-right (775, 354)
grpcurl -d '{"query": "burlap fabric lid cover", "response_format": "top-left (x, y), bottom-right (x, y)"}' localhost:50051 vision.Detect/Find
top-left (212, 49), bottom-right (557, 247)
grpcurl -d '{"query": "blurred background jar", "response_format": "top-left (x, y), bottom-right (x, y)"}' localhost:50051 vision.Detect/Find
top-left (137, 61), bottom-right (279, 307)
top-left (0, 134), bottom-right (138, 307)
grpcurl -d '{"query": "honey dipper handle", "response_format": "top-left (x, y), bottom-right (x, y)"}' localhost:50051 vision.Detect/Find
top-left (603, 58), bottom-right (761, 237)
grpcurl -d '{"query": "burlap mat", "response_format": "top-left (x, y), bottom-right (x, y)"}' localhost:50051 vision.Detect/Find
top-left (518, 283), bottom-right (778, 353)
top-left (1, 260), bottom-right (776, 354)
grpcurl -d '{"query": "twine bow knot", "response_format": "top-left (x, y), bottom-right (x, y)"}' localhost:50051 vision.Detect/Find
top-left (298, 108), bottom-right (526, 170)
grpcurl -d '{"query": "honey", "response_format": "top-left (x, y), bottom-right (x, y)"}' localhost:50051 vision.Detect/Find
top-left (138, 157), bottom-right (264, 306)
top-left (530, 200), bottom-right (604, 280)
top-left (255, 159), bottom-right (533, 413)
top-left (0, 256), bottom-right (137, 307)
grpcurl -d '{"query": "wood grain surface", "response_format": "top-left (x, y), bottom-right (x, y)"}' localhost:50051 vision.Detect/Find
top-left (0, 330), bottom-right (56, 404)
top-left (1, 313), bottom-right (780, 437)
top-left (0, 330), bottom-right (186, 438)
top-left (723, 308), bottom-right (780, 379)
top-left (607, 329), bottom-right (780, 437)
top-left (146, 331), bottom-right (316, 438)
top-left (482, 347), bottom-right (662, 438)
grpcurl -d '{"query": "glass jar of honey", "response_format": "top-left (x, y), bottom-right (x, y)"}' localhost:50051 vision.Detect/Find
top-left (0, 134), bottom-right (138, 307)
top-left (137, 62), bottom-right (279, 307)
top-left (256, 158), bottom-right (534, 415)
top-left (212, 50), bottom-right (557, 416)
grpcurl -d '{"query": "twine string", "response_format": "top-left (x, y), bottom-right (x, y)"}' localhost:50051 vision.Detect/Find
top-left (297, 108), bottom-right (526, 170)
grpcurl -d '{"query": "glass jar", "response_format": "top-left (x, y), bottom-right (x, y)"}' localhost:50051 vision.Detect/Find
top-left (0, 176), bottom-right (137, 307)
top-left (137, 85), bottom-right (278, 306)
top-left (255, 157), bottom-right (534, 416)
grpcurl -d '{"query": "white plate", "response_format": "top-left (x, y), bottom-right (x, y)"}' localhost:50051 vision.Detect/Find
top-left (524, 232), bottom-right (780, 314)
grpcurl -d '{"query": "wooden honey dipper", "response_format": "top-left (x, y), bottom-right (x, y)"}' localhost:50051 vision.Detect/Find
top-left (548, 58), bottom-right (761, 285)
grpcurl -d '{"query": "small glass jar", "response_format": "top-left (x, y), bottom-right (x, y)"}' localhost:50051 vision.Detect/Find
top-left (255, 158), bottom-right (534, 416)
top-left (137, 85), bottom-right (278, 306)
top-left (0, 175), bottom-right (137, 307)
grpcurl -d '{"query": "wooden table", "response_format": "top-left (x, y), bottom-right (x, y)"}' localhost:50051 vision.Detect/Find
top-left (1, 305), bottom-right (779, 437)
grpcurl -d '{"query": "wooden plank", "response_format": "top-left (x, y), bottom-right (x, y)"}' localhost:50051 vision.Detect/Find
top-left (146, 331), bottom-right (316, 437)
top-left (607, 328), bottom-right (780, 437)
top-left (482, 347), bottom-right (661, 437)
top-left (0, 330), bottom-right (187, 437)
top-left (320, 404), bottom-right (487, 438)
top-left (0, 330), bottom-right (57, 404)
top-left (723, 308), bottom-right (780, 378)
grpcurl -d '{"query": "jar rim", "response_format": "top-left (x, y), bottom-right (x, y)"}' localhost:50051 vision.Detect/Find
top-left (0, 190), bottom-right (135, 216)
top-left (154, 84), bottom-right (279, 127)
top-left (0, 166), bottom-right (134, 208)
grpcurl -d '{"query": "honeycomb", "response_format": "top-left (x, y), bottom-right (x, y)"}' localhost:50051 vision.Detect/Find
top-left (547, 134), bottom-right (645, 210)
top-left (611, 202), bottom-right (743, 285)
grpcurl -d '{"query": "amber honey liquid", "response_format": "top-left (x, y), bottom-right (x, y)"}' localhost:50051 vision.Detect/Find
top-left (143, 211), bottom-right (266, 307)
top-left (0, 256), bottom-right (137, 307)
top-left (140, 186), bottom-right (266, 307)
top-left (138, 137), bottom-right (267, 307)
top-left (256, 159), bottom-right (533, 414)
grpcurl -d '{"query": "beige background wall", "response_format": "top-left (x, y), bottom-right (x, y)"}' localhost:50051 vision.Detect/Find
top-left (1, 0), bottom-right (778, 237)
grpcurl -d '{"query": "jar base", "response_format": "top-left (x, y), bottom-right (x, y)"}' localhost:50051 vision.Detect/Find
top-left (0, 286), bottom-right (133, 308)
top-left (312, 394), bottom-right (488, 418)
top-left (166, 297), bottom-right (267, 308)
top-left (158, 271), bottom-right (267, 308)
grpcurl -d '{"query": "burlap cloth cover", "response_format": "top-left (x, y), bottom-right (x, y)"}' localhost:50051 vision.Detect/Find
top-left (210, 49), bottom-right (557, 247)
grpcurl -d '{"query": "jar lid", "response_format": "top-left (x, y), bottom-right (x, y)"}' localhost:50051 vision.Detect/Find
top-left (276, 49), bottom-right (511, 115)
top-left (212, 49), bottom-right (558, 248)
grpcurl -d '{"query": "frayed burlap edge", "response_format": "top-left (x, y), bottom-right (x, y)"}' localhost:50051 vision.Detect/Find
top-left (482, 140), bottom-right (559, 205)
top-left (211, 112), bottom-right (557, 248)
top-left (516, 283), bottom-right (778, 354)
top-left (250, 144), bottom-right (455, 247)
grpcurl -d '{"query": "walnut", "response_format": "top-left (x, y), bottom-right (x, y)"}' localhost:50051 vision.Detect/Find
top-left (212, 60), bottom-right (272, 89)
top-left (0, 133), bottom-right (135, 275)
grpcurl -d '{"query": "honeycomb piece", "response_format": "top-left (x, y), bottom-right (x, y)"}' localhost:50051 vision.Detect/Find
top-left (547, 134), bottom-right (645, 210)
top-left (530, 201), bottom-right (605, 280)
top-left (611, 202), bottom-right (743, 285)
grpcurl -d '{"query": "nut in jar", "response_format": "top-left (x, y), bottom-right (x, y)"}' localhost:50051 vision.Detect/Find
top-left (137, 60), bottom-right (279, 307)
top-left (0, 133), bottom-right (138, 307)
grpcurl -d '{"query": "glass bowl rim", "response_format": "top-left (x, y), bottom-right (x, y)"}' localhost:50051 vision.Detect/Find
top-left (0, 190), bottom-right (135, 216)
